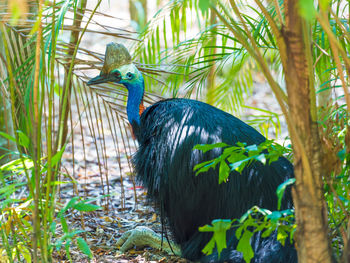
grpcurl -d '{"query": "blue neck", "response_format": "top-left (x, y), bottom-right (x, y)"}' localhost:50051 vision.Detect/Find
top-left (124, 78), bottom-right (144, 126)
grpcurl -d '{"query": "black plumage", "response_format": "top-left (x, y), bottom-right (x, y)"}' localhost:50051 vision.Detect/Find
top-left (133, 98), bottom-right (296, 262)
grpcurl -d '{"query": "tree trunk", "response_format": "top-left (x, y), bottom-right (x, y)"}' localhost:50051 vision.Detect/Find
top-left (283, 1), bottom-right (333, 262)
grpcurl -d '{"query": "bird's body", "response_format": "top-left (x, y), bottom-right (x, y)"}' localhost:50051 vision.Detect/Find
top-left (88, 43), bottom-right (297, 263)
top-left (134, 98), bottom-right (296, 262)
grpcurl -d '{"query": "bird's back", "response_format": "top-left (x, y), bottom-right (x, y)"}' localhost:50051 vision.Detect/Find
top-left (133, 98), bottom-right (295, 262)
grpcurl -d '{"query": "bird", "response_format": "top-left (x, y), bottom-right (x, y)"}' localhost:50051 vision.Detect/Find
top-left (88, 43), bottom-right (297, 263)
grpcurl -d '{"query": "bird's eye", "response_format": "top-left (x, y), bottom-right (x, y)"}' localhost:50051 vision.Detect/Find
top-left (126, 72), bottom-right (133, 79)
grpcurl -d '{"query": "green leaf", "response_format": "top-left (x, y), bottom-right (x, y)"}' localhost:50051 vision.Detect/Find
top-left (319, 0), bottom-right (331, 11)
top-left (17, 243), bottom-right (32, 263)
top-left (61, 217), bottom-right (69, 233)
top-left (199, 0), bottom-right (210, 14)
top-left (261, 227), bottom-right (274, 238)
top-left (239, 208), bottom-right (253, 223)
top-left (58, 197), bottom-right (79, 218)
top-left (50, 221), bottom-right (57, 235)
top-left (16, 130), bottom-right (30, 148)
top-left (219, 161), bottom-right (230, 183)
top-left (266, 211), bottom-right (282, 223)
top-left (77, 237), bottom-right (93, 259)
top-left (194, 142), bottom-right (228, 152)
top-left (73, 202), bottom-right (101, 212)
top-left (337, 148), bottom-right (346, 161)
top-left (246, 144), bottom-right (258, 152)
top-left (298, 0), bottom-right (316, 21)
top-left (199, 224), bottom-right (214, 232)
top-left (0, 132), bottom-right (16, 143)
top-left (235, 224), bottom-right (244, 239)
top-left (199, 219), bottom-right (232, 258)
top-left (52, 145), bottom-right (66, 167)
top-left (277, 228), bottom-right (288, 246)
top-left (255, 154), bottom-right (266, 165)
top-left (212, 219), bottom-right (231, 257)
top-left (237, 230), bottom-right (254, 263)
top-left (201, 237), bottom-right (216, 256)
top-left (276, 178), bottom-right (296, 210)
top-left (230, 157), bottom-right (252, 173)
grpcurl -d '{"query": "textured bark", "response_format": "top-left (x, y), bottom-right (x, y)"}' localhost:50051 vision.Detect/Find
top-left (283, 1), bottom-right (333, 262)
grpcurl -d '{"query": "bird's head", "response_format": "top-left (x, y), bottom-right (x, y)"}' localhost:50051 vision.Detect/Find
top-left (87, 43), bottom-right (145, 132)
top-left (87, 42), bottom-right (144, 90)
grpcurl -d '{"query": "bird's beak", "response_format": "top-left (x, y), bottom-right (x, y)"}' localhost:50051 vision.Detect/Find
top-left (87, 73), bottom-right (120, 85)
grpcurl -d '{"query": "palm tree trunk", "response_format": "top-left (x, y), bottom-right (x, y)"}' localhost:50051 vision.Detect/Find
top-left (283, 1), bottom-right (333, 262)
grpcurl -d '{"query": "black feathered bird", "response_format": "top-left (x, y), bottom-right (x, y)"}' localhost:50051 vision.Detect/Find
top-left (88, 43), bottom-right (297, 263)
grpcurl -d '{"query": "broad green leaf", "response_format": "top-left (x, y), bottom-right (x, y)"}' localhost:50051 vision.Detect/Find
top-left (199, 219), bottom-right (232, 258)
top-left (239, 208), bottom-right (254, 223)
top-left (246, 144), bottom-right (258, 152)
top-left (16, 130), bottom-right (30, 148)
top-left (198, 0), bottom-right (210, 14)
top-left (266, 211), bottom-right (282, 223)
top-left (61, 217), bottom-right (68, 233)
top-left (219, 161), bottom-right (230, 183)
top-left (50, 221), bottom-right (57, 234)
top-left (237, 230), bottom-right (254, 263)
top-left (194, 159), bottom-right (217, 175)
top-left (77, 237), bottom-right (93, 259)
top-left (230, 157), bottom-right (252, 173)
top-left (261, 227), bottom-right (274, 238)
top-left (58, 197), bottom-right (79, 218)
top-left (199, 224), bottom-right (214, 232)
top-left (235, 224), bottom-right (244, 239)
top-left (73, 202), bottom-right (101, 212)
top-left (193, 142), bottom-right (228, 152)
top-left (276, 179), bottom-right (296, 210)
top-left (255, 154), bottom-right (266, 164)
top-left (277, 228), bottom-right (288, 246)
top-left (0, 132), bottom-right (16, 143)
top-left (201, 237), bottom-right (216, 256)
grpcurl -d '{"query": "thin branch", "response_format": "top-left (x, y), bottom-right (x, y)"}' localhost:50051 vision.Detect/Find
top-left (32, 0), bottom-right (44, 261)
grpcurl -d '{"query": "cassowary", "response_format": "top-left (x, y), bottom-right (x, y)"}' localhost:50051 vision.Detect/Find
top-left (88, 43), bottom-right (297, 263)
